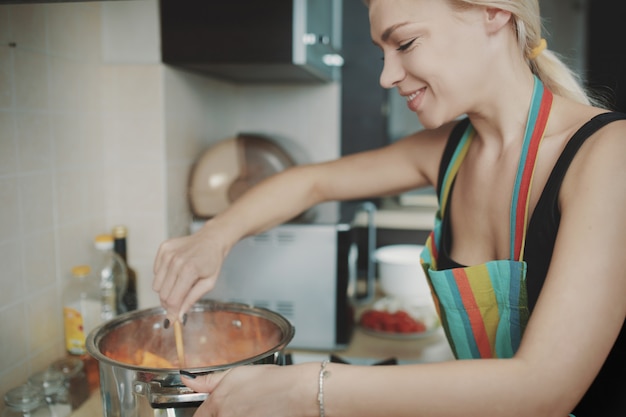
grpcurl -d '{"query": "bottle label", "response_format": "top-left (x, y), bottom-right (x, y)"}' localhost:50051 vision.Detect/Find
top-left (64, 306), bottom-right (86, 354)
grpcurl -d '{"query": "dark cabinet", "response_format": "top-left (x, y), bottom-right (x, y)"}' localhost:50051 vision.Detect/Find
top-left (587, 0), bottom-right (626, 112)
top-left (159, 0), bottom-right (342, 83)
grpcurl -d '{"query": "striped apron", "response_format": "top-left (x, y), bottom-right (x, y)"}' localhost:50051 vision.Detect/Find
top-left (420, 76), bottom-right (552, 359)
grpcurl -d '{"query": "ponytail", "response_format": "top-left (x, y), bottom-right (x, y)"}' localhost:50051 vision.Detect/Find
top-left (451, 0), bottom-right (606, 108)
top-left (529, 49), bottom-right (593, 106)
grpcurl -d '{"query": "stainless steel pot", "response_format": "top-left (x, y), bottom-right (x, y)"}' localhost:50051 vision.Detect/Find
top-left (86, 300), bottom-right (295, 417)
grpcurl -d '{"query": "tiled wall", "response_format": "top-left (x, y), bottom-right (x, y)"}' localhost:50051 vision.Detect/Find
top-left (0, 0), bottom-right (340, 407)
top-left (0, 2), bottom-right (171, 404)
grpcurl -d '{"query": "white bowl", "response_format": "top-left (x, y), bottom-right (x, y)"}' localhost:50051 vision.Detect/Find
top-left (375, 244), bottom-right (431, 303)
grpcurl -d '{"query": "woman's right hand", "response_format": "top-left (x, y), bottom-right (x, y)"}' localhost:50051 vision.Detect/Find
top-left (152, 223), bottom-right (228, 322)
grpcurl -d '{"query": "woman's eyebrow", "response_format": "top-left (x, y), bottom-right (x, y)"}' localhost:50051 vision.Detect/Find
top-left (381, 21), bottom-right (412, 42)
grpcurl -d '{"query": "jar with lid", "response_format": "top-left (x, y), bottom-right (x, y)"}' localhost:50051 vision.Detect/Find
top-left (2, 385), bottom-right (51, 417)
top-left (49, 357), bottom-right (89, 410)
top-left (28, 369), bottom-right (71, 417)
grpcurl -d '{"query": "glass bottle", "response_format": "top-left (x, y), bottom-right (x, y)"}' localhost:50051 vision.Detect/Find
top-left (62, 265), bottom-right (100, 355)
top-left (28, 369), bottom-right (71, 417)
top-left (61, 265), bottom-right (100, 393)
top-left (112, 225), bottom-right (138, 311)
top-left (2, 385), bottom-right (52, 417)
top-left (93, 234), bottom-right (128, 318)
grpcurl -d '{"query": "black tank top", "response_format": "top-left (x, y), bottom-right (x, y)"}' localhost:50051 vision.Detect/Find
top-left (436, 113), bottom-right (626, 416)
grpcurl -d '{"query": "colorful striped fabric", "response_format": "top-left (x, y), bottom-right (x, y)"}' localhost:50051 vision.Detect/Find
top-left (420, 76), bottom-right (552, 359)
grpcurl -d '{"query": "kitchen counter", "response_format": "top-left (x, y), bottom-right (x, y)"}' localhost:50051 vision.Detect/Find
top-left (70, 393), bottom-right (102, 417)
top-left (353, 205), bottom-right (437, 231)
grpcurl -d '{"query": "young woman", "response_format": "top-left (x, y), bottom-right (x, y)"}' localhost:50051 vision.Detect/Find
top-left (152, 0), bottom-right (626, 415)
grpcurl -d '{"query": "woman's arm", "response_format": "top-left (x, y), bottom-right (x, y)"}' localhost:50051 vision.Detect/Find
top-left (183, 121), bottom-right (626, 417)
top-left (153, 123), bottom-right (453, 320)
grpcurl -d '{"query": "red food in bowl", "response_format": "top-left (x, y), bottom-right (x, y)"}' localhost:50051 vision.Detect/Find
top-left (360, 309), bottom-right (427, 334)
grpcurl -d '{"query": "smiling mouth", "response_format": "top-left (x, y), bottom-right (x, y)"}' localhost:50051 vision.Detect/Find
top-left (406, 88), bottom-right (424, 102)
top-left (404, 87), bottom-right (426, 112)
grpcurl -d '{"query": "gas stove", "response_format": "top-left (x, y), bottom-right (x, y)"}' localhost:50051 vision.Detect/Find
top-left (285, 352), bottom-right (419, 366)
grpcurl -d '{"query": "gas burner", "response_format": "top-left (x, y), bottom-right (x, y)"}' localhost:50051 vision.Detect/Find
top-left (330, 354), bottom-right (397, 366)
top-left (283, 353), bottom-right (398, 366)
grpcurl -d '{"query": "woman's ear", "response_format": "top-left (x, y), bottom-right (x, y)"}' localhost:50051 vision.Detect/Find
top-left (483, 7), bottom-right (512, 35)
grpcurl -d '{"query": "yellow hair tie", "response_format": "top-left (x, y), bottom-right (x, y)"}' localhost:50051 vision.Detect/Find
top-left (529, 38), bottom-right (547, 59)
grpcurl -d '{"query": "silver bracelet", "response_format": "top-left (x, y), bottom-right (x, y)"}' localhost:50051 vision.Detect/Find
top-left (317, 360), bottom-right (329, 417)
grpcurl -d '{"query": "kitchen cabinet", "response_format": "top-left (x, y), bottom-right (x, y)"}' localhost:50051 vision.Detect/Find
top-left (159, 0), bottom-right (342, 83)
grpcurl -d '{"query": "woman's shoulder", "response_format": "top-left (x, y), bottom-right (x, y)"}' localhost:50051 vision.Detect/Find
top-left (555, 102), bottom-right (626, 197)
top-left (550, 98), bottom-right (626, 146)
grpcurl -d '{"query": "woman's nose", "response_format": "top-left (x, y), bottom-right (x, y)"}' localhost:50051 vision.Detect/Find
top-left (379, 54), bottom-right (405, 89)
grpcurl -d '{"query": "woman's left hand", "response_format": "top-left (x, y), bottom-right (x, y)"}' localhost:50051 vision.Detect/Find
top-left (182, 364), bottom-right (318, 417)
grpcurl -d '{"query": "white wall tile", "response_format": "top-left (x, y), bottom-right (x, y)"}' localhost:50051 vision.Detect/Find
top-left (234, 83), bottom-right (341, 163)
top-left (22, 230), bottom-right (57, 294)
top-left (55, 169), bottom-right (90, 226)
top-left (101, 0), bottom-right (160, 64)
top-left (0, 112), bottom-right (17, 175)
top-left (0, 47), bottom-right (14, 109)
top-left (18, 172), bottom-right (55, 235)
top-left (48, 58), bottom-right (101, 113)
top-left (166, 162), bottom-right (194, 237)
top-left (0, 6), bottom-right (10, 43)
top-left (85, 169), bottom-right (107, 223)
top-left (28, 342), bottom-right (65, 377)
top-left (102, 65), bottom-right (162, 114)
top-left (0, 302), bottom-right (29, 373)
top-left (0, 177), bottom-right (20, 241)
top-left (46, 2), bottom-right (101, 62)
top-left (15, 112), bottom-right (52, 173)
top-left (13, 49), bottom-right (48, 110)
top-left (102, 113), bottom-right (163, 165)
top-left (107, 163), bottom-right (164, 215)
top-left (56, 221), bottom-right (100, 282)
top-left (26, 287), bottom-right (62, 357)
top-left (10, 4), bottom-right (46, 53)
top-left (0, 240), bottom-right (24, 308)
top-left (51, 113), bottom-right (103, 171)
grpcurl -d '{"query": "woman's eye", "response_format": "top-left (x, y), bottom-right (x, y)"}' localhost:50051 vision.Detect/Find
top-left (396, 38), bottom-right (417, 52)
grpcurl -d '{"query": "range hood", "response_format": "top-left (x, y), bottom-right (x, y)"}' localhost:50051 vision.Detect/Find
top-left (159, 0), bottom-right (343, 84)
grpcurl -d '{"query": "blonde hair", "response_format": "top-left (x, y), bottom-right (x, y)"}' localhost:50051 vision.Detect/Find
top-left (448, 0), bottom-right (594, 105)
top-left (365, 0), bottom-right (603, 107)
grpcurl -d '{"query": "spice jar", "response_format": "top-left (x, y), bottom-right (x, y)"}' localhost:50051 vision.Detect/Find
top-left (49, 357), bottom-right (89, 410)
top-left (28, 369), bottom-right (71, 417)
top-left (2, 385), bottom-right (51, 417)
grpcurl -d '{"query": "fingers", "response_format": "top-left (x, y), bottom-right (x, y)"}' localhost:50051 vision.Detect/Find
top-left (163, 263), bottom-right (209, 315)
top-left (152, 239), bottom-right (176, 292)
top-left (181, 369), bottom-right (232, 393)
top-left (153, 240), bottom-right (196, 312)
top-left (152, 231), bottom-right (224, 322)
top-left (153, 250), bottom-right (219, 321)
top-left (181, 279), bottom-right (218, 314)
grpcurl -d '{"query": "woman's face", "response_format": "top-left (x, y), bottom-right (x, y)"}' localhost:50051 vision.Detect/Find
top-left (369, 0), bottom-right (494, 129)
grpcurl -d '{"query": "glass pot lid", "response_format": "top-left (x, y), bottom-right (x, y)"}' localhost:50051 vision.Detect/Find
top-left (87, 300), bottom-right (295, 372)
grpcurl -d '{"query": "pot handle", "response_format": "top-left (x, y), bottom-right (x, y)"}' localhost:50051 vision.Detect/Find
top-left (134, 378), bottom-right (208, 409)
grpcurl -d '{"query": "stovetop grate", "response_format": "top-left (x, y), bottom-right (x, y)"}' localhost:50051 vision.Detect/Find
top-left (284, 353), bottom-right (398, 366)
